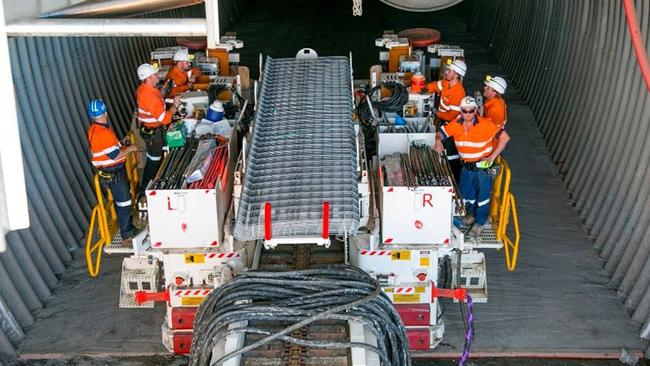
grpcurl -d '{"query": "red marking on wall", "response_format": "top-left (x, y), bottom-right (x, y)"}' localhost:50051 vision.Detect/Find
top-left (387, 187), bottom-right (394, 192)
top-left (149, 191), bottom-right (157, 196)
top-left (181, 223), bottom-right (187, 232)
top-left (154, 242), bottom-right (162, 247)
top-left (415, 220), bottom-right (423, 230)
top-left (443, 238), bottom-right (450, 245)
top-left (210, 241), bottom-right (218, 246)
top-left (384, 238), bottom-right (394, 244)
top-left (208, 254), bottom-right (216, 258)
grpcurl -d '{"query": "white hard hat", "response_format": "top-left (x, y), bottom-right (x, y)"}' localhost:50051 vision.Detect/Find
top-left (173, 48), bottom-right (192, 62)
top-left (460, 96), bottom-right (478, 110)
top-left (484, 76), bottom-right (507, 94)
top-left (137, 63), bottom-right (158, 81)
top-left (447, 59), bottom-right (467, 77)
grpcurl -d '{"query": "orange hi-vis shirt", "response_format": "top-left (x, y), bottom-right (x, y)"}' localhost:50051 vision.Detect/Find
top-left (88, 123), bottom-right (125, 169)
top-left (441, 116), bottom-right (500, 163)
top-left (164, 65), bottom-right (202, 97)
top-left (136, 83), bottom-right (173, 128)
top-left (483, 97), bottom-right (507, 129)
top-left (427, 79), bottom-right (466, 122)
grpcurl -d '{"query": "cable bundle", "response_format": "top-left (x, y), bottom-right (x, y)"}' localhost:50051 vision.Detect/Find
top-left (357, 82), bottom-right (410, 123)
top-left (189, 265), bottom-right (411, 366)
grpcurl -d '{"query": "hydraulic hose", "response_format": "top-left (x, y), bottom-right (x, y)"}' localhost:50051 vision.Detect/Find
top-left (623, 0), bottom-right (650, 93)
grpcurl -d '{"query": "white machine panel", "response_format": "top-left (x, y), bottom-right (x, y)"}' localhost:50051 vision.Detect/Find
top-left (147, 187), bottom-right (229, 249)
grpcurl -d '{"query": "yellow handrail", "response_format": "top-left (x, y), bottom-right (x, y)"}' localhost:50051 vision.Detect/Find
top-left (85, 138), bottom-right (139, 277)
top-left (489, 157), bottom-right (521, 271)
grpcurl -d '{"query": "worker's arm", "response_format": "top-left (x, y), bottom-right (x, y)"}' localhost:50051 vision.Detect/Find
top-left (426, 80), bottom-right (444, 94)
top-left (115, 145), bottom-right (138, 160)
top-left (434, 130), bottom-right (448, 154)
top-left (485, 129), bottom-right (510, 163)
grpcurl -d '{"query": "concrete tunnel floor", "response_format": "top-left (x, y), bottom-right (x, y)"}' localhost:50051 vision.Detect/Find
top-left (17, 0), bottom-right (648, 361)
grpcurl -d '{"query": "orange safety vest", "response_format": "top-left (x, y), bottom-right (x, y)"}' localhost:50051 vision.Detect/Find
top-left (88, 123), bottom-right (125, 169)
top-left (136, 83), bottom-right (173, 128)
top-left (426, 79), bottom-right (466, 122)
top-left (164, 65), bottom-right (202, 97)
top-left (483, 97), bottom-right (507, 129)
top-left (441, 116), bottom-right (500, 163)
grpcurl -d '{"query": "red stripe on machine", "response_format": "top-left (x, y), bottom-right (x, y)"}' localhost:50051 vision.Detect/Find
top-left (384, 238), bottom-right (394, 243)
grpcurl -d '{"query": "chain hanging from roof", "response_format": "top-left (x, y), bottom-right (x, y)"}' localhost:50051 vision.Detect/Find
top-left (352, 0), bottom-right (362, 16)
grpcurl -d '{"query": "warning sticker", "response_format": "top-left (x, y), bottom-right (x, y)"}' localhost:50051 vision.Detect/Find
top-left (393, 294), bottom-right (420, 303)
top-left (415, 287), bottom-right (426, 294)
top-left (184, 254), bottom-right (205, 264)
top-left (181, 296), bottom-right (205, 306)
top-left (420, 257), bottom-right (430, 267)
top-left (383, 288), bottom-right (394, 293)
top-left (391, 250), bottom-right (411, 261)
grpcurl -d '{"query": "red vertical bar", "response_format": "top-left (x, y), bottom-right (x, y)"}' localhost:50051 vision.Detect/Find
top-left (322, 201), bottom-right (330, 239)
top-left (264, 202), bottom-right (272, 240)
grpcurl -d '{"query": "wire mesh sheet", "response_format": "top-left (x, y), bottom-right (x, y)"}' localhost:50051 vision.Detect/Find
top-left (234, 56), bottom-right (359, 241)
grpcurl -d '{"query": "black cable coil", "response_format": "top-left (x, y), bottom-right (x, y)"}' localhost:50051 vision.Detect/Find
top-left (357, 82), bottom-right (410, 124)
top-left (189, 265), bottom-right (411, 366)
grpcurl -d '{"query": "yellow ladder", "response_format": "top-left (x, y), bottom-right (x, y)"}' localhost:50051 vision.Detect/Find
top-left (85, 133), bottom-right (139, 277)
top-left (489, 157), bottom-right (521, 271)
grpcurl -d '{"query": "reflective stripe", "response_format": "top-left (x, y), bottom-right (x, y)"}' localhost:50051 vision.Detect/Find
top-left (116, 199), bottom-right (132, 207)
top-left (92, 145), bottom-right (119, 157)
top-left (146, 153), bottom-right (162, 161)
top-left (455, 139), bottom-right (493, 148)
top-left (92, 157), bottom-right (125, 167)
top-left (477, 198), bottom-right (491, 207)
top-left (156, 110), bottom-right (166, 122)
top-left (138, 116), bottom-right (158, 123)
top-left (447, 104), bottom-right (461, 112)
top-left (440, 100), bottom-right (449, 111)
top-left (463, 199), bottom-right (476, 204)
top-left (437, 80), bottom-right (443, 90)
top-left (440, 125), bottom-right (449, 139)
top-left (459, 147), bottom-right (493, 160)
top-left (137, 108), bottom-right (151, 115)
top-left (447, 154), bottom-right (460, 160)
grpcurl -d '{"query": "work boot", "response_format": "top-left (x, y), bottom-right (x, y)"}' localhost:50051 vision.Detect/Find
top-left (467, 223), bottom-right (483, 239)
top-left (122, 237), bottom-right (133, 248)
top-left (461, 215), bottom-right (476, 227)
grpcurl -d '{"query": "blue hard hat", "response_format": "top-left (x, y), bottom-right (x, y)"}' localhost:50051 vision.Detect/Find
top-left (87, 99), bottom-right (107, 119)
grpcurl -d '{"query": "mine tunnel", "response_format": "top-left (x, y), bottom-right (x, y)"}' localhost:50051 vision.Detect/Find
top-left (0, 0), bottom-right (649, 365)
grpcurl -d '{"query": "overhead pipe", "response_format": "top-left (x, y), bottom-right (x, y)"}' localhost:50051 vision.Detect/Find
top-left (6, 18), bottom-right (207, 37)
top-left (623, 0), bottom-right (650, 93)
top-left (41, 0), bottom-right (203, 18)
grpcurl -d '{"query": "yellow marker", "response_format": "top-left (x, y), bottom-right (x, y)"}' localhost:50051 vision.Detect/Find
top-left (420, 257), bottom-right (430, 267)
top-left (415, 287), bottom-right (426, 294)
top-left (393, 294), bottom-right (420, 303)
top-left (184, 254), bottom-right (205, 264)
top-left (391, 250), bottom-right (411, 261)
top-left (181, 297), bottom-right (204, 306)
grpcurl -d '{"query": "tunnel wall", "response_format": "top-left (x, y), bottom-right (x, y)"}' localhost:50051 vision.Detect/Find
top-left (468, 0), bottom-right (650, 356)
top-left (0, 1), bottom-right (247, 357)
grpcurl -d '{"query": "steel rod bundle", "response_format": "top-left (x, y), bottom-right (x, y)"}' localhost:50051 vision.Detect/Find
top-left (188, 142), bottom-right (229, 190)
top-left (189, 265), bottom-right (411, 366)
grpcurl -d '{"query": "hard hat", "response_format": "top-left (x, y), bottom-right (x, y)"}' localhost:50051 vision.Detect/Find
top-left (87, 99), bottom-right (107, 119)
top-left (137, 63), bottom-right (159, 81)
top-left (484, 75), bottom-right (507, 94)
top-left (173, 48), bottom-right (192, 62)
top-left (446, 59), bottom-right (467, 77)
top-left (460, 96), bottom-right (478, 110)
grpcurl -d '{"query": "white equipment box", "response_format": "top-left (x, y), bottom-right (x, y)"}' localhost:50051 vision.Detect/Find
top-left (378, 132), bottom-right (453, 245)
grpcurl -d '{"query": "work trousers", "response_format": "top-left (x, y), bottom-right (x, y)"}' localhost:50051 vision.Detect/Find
top-left (140, 126), bottom-right (164, 191)
top-left (101, 165), bottom-right (133, 239)
top-left (459, 167), bottom-right (493, 226)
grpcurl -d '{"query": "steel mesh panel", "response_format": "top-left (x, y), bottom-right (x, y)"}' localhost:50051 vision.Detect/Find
top-left (234, 56), bottom-right (359, 241)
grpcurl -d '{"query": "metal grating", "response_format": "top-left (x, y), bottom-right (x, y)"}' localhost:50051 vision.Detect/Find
top-left (234, 56), bottom-right (359, 241)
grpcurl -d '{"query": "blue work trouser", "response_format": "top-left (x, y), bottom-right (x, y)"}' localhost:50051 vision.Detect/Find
top-left (459, 167), bottom-right (493, 226)
top-left (101, 165), bottom-right (133, 239)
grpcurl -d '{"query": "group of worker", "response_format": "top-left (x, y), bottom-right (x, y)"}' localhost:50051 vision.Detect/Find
top-left (86, 48), bottom-right (201, 246)
top-left (427, 59), bottom-right (511, 239)
top-left (85, 48), bottom-right (509, 245)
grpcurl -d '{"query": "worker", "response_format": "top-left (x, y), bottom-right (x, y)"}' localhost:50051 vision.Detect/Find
top-left (87, 99), bottom-right (137, 246)
top-left (482, 75), bottom-right (508, 129)
top-left (427, 59), bottom-right (467, 182)
top-left (136, 62), bottom-right (181, 191)
top-left (434, 96), bottom-right (510, 239)
top-left (164, 48), bottom-right (204, 98)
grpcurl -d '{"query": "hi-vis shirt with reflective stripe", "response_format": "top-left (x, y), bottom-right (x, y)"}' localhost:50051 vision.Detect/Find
top-left (426, 79), bottom-right (466, 122)
top-left (88, 123), bottom-right (125, 168)
top-left (164, 65), bottom-right (201, 97)
top-left (441, 116), bottom-right (500, 163)
top-left (483, 97), bottom-right (507, 129)
top-left (136, 83), bottom-right (173, 128)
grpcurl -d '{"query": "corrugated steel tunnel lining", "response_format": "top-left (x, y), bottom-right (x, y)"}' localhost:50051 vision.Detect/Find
top-left (1, 0), bottom-right (649, 360)
top-left (469, 0), bottom-right (650, 356)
